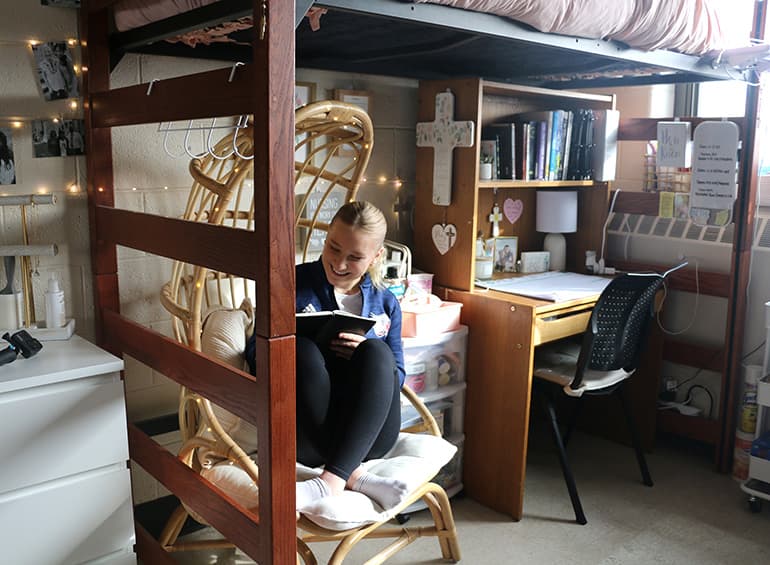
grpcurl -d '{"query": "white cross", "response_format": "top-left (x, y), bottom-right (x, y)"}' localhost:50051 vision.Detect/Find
top-left (416, 90), bottom-right (475, 206)
top-left (489, 204), bottom-right (503, 237)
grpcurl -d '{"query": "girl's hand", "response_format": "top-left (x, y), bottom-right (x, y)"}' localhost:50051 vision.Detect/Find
top-left (328, 332), bottom-right (366, 359)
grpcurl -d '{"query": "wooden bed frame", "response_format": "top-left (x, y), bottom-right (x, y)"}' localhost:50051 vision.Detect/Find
top-left (80, 1), bottom-right (765, 563)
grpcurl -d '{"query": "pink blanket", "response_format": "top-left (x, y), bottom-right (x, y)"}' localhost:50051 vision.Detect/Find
top-left (114, 0), bottom-right (740, 55)
top-left (417, 0), bottom-right (731, 55)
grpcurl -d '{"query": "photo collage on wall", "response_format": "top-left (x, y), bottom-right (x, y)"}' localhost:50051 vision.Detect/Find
top-left (31, 119), bottom-right (85, 158)
top-left (0, 127), bottom-right (17, 185)
top-left (31, 41), bottom-right (79, 101)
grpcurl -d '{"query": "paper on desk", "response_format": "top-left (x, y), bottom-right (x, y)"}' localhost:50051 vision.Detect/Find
top-left (475, 272), bottom-right (612, 302)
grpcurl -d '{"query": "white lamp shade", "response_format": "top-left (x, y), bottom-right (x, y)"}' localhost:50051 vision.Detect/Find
top-left (536, 190), bottom-right (578, 234)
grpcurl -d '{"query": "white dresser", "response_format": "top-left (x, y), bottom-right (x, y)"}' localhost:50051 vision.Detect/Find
top-left (0, 334), bottom-right (135, 564)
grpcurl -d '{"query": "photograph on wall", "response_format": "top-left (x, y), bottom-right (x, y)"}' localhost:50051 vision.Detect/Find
top-left (0, 127), bottom-right (17, 185)
top-left (31, 118), bottom-right (84, 157)
top-left (31, 41), bottom-right (79, 100)
top-left (40, 1), bottom-right (81, 8)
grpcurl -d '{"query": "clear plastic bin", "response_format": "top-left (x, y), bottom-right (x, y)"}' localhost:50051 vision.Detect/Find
top-left (403, 325), bottom-right (468, 391)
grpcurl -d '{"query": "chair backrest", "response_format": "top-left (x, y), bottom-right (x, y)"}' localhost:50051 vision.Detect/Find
top-left (572, 273), bottom-right (664, 390)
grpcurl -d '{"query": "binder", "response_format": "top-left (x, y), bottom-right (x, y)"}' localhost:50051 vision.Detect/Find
top-left (484, 123), bottom-right (516, 179)
top-left (592, 109), bottom-right (619, 181)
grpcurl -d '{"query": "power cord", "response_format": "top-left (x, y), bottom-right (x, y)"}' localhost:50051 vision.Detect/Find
top-left (685, 384), bottom-right (714, 419)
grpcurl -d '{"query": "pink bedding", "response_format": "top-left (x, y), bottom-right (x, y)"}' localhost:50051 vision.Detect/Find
top-left (418, 0), bottom-right (730, 55)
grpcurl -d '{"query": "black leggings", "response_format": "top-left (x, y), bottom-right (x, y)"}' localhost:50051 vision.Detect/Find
top-left (295, 336), bottom-right (401, 481)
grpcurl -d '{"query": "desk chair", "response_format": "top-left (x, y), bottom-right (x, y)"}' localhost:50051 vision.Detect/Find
top-left (158, 100), bottom-right (461, 563)
top-left (533, 273), bottom-right (665, 524)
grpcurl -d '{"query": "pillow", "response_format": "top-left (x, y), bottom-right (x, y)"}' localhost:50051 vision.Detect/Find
top-left (198, 299), bottom-right (258, 458)
top-left (200, 432), bottom-right (457, 531)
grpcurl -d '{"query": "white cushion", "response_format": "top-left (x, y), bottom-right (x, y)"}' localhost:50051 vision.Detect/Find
top-left (201, 432), bottom-right (457, 531)
top-left (199, 301), bottom-right (258, 456)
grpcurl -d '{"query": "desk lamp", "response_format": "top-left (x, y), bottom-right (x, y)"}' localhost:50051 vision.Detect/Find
top-left (536, 190), bottom-right (577, 271)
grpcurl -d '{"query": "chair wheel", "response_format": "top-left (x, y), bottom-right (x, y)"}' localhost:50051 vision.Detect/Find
top-left (749, 496), bottom-right (763, 513)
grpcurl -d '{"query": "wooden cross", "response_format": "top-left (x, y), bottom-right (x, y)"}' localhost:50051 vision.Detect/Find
top-left (416, 90), bottom-right (475, 206)
top-left (489, 204), bottom-right (503, 237)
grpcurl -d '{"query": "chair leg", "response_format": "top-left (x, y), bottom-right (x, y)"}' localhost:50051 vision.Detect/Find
top-left (563, 395), bottom-right (585, 447)
top-left (617, 386), bottom-right (654, 487)
top-left (538, 389), bottom-right (587, 525)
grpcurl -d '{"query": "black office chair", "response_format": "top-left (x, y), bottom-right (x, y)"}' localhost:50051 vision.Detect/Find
top-left (532, 273), bottom-right (665, 525)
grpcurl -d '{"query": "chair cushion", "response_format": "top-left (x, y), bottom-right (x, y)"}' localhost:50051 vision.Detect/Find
top-left (201, 432), bottom-right (457, 531)
top-left (534, 339), bottom-right (633, 397)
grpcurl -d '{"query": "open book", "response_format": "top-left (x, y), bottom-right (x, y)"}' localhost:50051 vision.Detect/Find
top-left (296, 310), bottom-right (375, 348)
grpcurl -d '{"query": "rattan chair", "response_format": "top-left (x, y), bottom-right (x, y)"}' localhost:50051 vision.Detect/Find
top-left (158, 100), bottom-right (460, 563)
top-left (532, 273), bottom-right (665, 525)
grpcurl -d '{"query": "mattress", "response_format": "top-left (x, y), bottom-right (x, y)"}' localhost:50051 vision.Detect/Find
top-left (114, 0), bottom-right (738, 55)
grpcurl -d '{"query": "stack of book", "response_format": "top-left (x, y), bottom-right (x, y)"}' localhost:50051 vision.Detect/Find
top-left (480, 109), bottom-right (618, 182)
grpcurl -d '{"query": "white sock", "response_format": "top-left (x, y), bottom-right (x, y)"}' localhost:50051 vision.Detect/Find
top-left (351, 472), bottom-right (409, 510)
top-left (296, 477), bottom-right (331, 511)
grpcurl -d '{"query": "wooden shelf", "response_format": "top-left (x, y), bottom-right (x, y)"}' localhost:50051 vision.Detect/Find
top-left (477, 180), bottom-right (597, 189)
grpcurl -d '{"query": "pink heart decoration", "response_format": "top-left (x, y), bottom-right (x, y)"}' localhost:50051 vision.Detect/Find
top-left (503, 198), bottom-right (523, 224)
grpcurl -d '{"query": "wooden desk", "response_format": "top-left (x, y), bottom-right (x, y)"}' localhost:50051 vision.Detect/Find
top-left (443, 287), bottom-right (595, 519)
top-left (442, 285), bottom-right (662, 520)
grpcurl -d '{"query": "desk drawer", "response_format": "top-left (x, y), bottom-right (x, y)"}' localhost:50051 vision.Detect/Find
top-left (0, 465), bottom-right (134, 564)
top-left (534, 310), bottom-right (591, 345)
top-left (0, 374), bottom-right (128, 494)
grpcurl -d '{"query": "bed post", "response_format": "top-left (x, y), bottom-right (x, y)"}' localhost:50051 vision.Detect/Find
top-left (81, 1), bottom-right (120, 352)
top-left (252, 1), bottom-right (298, 562)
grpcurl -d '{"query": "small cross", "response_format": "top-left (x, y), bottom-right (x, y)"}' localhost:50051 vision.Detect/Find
top-left (445, 224), bottom-right (456, 247)
top-left (489, 204), bottom-right (503, 237)
top-left (416, 90), bottom-right (475, 206)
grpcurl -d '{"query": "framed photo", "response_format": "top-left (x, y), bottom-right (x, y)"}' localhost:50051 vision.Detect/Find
top-left (493, 236), bottom-right (518, 273)
top-left (333, 89), bottom-right (372, 115)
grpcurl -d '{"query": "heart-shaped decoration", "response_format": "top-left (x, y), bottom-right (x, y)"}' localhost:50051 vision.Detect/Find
top-left (431, 223), bottom-right (457, 255)
top-left (503, 198), bottom-right (523, 224)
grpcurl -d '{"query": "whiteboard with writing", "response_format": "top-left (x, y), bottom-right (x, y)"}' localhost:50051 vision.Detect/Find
top-left (657, 121), bottom-right (690, 167)
top-left (689, 121), bottom-right (739, 222)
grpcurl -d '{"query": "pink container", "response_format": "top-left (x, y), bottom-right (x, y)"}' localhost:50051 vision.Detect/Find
top-left (407, 273), bottom-right (434, 295)
top-left (401, 301), bottom-right (462, 338)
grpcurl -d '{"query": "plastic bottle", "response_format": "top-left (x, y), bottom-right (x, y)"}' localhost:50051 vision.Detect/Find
top-left (739, 365), bottom-right (760, 434)
top-left (45, 276), bottom-right (66, 329)
top-left (384, 265), bottom-right (406, 301)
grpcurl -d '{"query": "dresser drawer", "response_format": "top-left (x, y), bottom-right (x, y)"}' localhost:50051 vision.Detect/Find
top-left (0, 465), bottom-right (134, 564)
top-left (0, 374), bottom-right (128, 494)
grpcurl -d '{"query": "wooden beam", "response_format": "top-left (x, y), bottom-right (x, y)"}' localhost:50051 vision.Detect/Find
top-left (610, 259), bottom-right (730, 297)
top-left (662, 339), bottom-right (724, 371)
top-left (103, 310), bottom-right (259, 426)
top-left (95, 206), bottom-right (261, 281)
top-left (134, 523), bottom-right (177, 565)
top-left (90, 66), bottom-right (259, 127)
top-left (618, 117), bottom-right (747, 142)
top-left (129, 424), bottom-right (263, 561)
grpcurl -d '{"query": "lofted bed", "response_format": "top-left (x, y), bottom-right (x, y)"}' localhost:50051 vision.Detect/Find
top-left (80, 1), bottom-right (763, 563)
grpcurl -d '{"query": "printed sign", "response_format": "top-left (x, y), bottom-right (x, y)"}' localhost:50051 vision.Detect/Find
top-left (657, 121), bottom-right (691, 168)
top-left (689, 121), bottom-right (739, 223)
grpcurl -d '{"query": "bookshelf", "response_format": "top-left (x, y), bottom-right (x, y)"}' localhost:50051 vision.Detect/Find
top-left (414, 78), bottom-right (616, 291)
